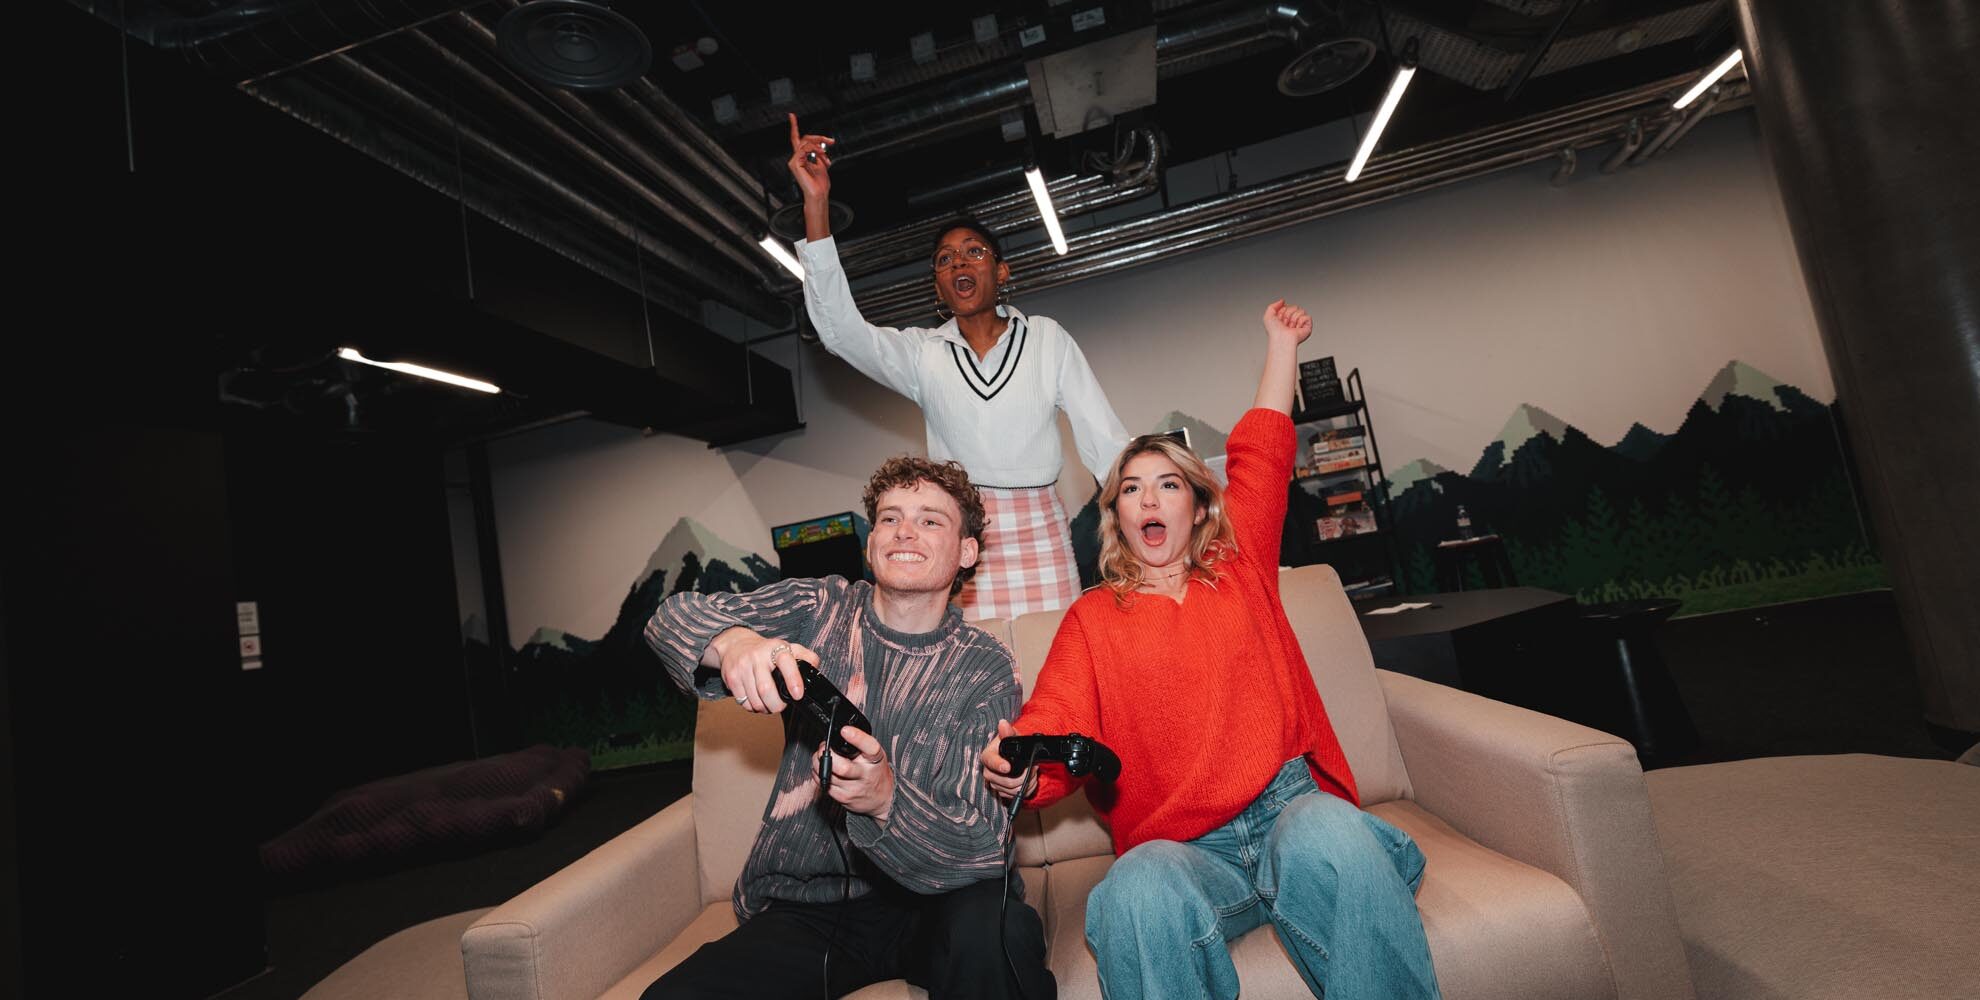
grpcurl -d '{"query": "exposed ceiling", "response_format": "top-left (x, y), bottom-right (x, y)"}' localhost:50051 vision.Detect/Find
top-left (63, 0), bottom-right (1750, 440)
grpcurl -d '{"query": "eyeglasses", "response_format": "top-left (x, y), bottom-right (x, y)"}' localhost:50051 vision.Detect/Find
top-left (932, 245), bottom-right (995, 271)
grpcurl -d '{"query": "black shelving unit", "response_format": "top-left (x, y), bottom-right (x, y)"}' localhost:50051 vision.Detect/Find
top-left (1282, 368), bottom-right (1401, 598)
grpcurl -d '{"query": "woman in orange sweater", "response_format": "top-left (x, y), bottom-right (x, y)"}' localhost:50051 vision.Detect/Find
top-left (979, 301), bottom-right (1439, 1000)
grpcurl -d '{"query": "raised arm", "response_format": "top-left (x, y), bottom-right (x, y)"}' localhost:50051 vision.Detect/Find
top-left (1056, 325), bottom-right (1132, 484)
top-left (788, 114), bottom-right (926, 401)
top-left (1221, 301), bottom-right (1313, 568)
top-left (1253, 299), bottom-right (1311, 414)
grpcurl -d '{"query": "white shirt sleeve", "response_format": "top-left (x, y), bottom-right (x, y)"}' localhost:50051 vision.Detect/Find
top-left (797, 236), bottom-right (924, 404)
top-left (1054, 324), bottom-right (1132, 485)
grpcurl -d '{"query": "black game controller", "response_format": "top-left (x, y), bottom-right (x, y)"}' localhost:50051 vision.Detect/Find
top-left (999, 734), bottom-right (1122, 783)
top-left (771, 658), bottom-right (871, 760)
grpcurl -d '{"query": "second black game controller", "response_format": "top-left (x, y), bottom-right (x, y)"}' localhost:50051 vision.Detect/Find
top-left (771, 658), bottom-right (872, 760)
top-left (999, 734), bottom-right (1122, 783)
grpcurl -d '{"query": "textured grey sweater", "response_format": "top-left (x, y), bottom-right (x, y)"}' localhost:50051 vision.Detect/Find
top-left (644, 575), bottom-right (1023, 922)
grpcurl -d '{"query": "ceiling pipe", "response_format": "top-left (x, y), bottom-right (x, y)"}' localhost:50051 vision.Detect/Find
top-left (1600, 117), bottom-right (1644, 173)
top-left (905, 162), bottom-right (1035, 208)
top-left (436, 15), bottom-right (772, 275)
top-left (837, 130), bottom-right (1163, 279)
top-left (848, 74), bottom-right (1749, 325)
top-left (628, 79), bottom-right (775, 209)
top-left (827, 1), bottom-right (1325, 164)
top-left (403, 28), bottom-right (772, 284)
top-left (179, 0), bottom-right (485, 83)
top-left (1550, 146), bottom-right (1578, 186)
top-left (479, 0), bottom-right (772, 214)
top-left (240, 74), bottom-right (713, 324)
top-left (285, 53), bottom-right (791, 325)
top-left (1648, 84), bottom-right (1725, 159)
top-left (63, 0), bottom-right (314, 48)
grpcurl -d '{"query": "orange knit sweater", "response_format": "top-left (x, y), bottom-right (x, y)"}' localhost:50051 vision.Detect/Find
top-left (1015, 408), bottom-right (1359, 856)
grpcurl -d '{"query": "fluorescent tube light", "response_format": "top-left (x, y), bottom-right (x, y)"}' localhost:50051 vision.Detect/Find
top-left (757, 235), bottom-right (805, 280)
top-left (1345, 62), bottom-right (1417, 183)
top-left (1674, 50), bottom-right (1743, 109)
top-left (1023, 166), bottom-right (1069, 255)
top-left (336, 348), bottom-right (500, 394)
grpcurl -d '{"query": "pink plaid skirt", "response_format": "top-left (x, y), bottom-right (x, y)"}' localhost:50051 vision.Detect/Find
top-left (960, 484), bottom-right (1080, 621)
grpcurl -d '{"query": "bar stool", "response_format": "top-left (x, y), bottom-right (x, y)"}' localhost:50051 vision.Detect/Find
top-left (1433, 534), bottom-right (1518, 591)
top-left (1579, 598), bottom-right (1699, 764)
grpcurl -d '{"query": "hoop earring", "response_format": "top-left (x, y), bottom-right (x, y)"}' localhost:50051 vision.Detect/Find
top-left (934, 298), bottom-right (953, 322)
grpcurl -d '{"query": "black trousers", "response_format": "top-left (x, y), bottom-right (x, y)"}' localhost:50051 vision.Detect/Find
top-left (642, 877), bottom-right (1054, 1000)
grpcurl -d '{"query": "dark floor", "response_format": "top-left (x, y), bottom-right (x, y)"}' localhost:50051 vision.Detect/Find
top-left (214, 589), bottom-right (1959, 1000)
top-left (1655, 589), bottom-right (1953, 766)
top-left (216, 762), bottom-right (693, 1000)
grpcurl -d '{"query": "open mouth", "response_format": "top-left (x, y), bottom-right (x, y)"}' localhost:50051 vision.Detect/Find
top-left (1139, 518), bottom-right (1168, 546)
top-left (953, 274), bottom-right (976, 296)
top-left (886, 552), bottom-right (927, 563)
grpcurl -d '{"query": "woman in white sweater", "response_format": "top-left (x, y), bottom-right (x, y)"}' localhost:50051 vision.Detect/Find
top-left (787, 114), bottom-right (1130, 620)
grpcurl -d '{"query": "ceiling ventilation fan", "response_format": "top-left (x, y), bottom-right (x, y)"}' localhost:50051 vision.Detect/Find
top-left (496, 1), bottom-right (652, 90)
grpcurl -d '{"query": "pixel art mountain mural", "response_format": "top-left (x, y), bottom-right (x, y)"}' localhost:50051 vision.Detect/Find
top-left (1155, 361), bottom-right (1883, 616)
top-left (1385, 360), bottom-right (1883, 614)
top-left (468, 517), bottom-right (780, 769)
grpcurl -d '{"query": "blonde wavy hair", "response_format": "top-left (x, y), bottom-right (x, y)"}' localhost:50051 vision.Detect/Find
top-left (1097, 434), bottom-right (1237, 601)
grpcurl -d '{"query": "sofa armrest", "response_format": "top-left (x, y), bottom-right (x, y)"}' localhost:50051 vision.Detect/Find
top-left (1377, 670), bottom-right (1693, 1000)
top-left (463, 795), bottom-right (702, 1000)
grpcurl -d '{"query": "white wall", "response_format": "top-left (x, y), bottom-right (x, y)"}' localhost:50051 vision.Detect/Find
top-left (481, 109), bottom-right (1833, 641)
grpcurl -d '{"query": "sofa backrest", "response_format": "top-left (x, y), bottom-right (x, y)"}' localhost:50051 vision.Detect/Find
top-left (685, 565), bottom-right (1409, 900)
top-left (1275, 565), bottom-right (1412, 805)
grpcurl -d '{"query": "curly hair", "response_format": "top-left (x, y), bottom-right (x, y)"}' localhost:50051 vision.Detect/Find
top-left (861, 456), bottom-right (988, 596)
top-left (1097, 434), bottom-right (1238, 604)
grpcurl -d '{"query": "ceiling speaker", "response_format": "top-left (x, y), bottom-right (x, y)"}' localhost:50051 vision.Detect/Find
top-left (496, 1), bottom-right (652, 91)
top-left (768, 200), bottom-right (855, 243)
top-left (1279, 37), bottom-right (1377, 97)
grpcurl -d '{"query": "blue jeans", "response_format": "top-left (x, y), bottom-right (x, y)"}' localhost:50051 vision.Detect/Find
top-left (1084, 759), bottom-right (1441, 1000)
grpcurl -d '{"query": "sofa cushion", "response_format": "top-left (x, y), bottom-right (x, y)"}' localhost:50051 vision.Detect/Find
top-left (1011, 609), bottom-right (1118, 865)
top-left (1372, 800), bottom-right (1611, 1000)
top-left (1646, 754), bottom-right (1980, 1000)
top-left (1278, 565), bottom-right (1412, 806)
top-left (1036, 801), bottom-right (1609, 1000)
top-left (689, 698), bottom-right (785, 907)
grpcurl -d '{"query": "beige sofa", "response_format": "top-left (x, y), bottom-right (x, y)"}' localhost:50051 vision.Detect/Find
top-left (462, 565), bottom-right (1696, 1000)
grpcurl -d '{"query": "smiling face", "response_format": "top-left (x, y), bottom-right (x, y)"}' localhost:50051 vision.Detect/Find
top-left (931, 225), bottom-right (1011, 320)
top-left (867, 481), bottom-right (980, 597)
top-left (1114, 450), bottom-right (1208, 573)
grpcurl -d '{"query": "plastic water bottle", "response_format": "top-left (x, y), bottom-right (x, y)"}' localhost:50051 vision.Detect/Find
top-left (1455, 504), bottom-right (1474, 540)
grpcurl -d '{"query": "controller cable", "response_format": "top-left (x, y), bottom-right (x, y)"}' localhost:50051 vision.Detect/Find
top-left (999, 745), bottom-right (1044, 1000)
top-left (817, 695), bottom-right (853, 1000)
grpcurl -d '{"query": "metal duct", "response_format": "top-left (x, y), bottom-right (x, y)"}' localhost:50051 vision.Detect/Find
top-left (824, 1), bottom-right (1330, 163)
top-left (237, 74), bottom-right (708, 318)
top-left (436, 15), bottom-right (771, 273)
top-left (1373, 1), bottom-right (1723, 91)
top-left (848, 73), bottom-right (1747, 326)
top-left (198, 0), bottom-right (476, 83)
top-left (244, 57), bottom-right (790, 326)
top-left (765, 0), bottom-right (1721, 168)
top-left (64, 0), bottom-right (315, 48)
top-left (836, 129), bottom-right (1164, 280)
top-left (477, 0), bottom-right (773, 213)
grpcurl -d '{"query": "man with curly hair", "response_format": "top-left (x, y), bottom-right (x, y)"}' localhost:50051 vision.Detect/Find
top-left (641, 456), bottom-right (1053, 1000)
